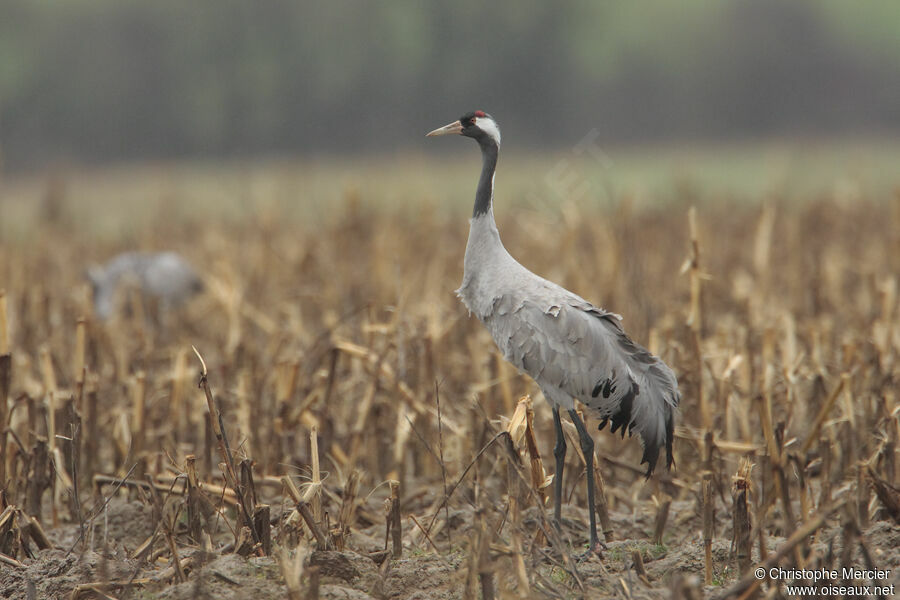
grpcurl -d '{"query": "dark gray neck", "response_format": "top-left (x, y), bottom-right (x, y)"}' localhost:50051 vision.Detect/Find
top-left (473, 139), bottom-right (499, 218)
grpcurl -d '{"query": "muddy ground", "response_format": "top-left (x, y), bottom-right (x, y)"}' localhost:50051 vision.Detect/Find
top-left (3, 493), bottom-right (898, 599)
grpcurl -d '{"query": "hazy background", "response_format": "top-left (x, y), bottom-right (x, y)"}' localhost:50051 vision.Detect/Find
top-left (2, 0), bottom-right (900, 172)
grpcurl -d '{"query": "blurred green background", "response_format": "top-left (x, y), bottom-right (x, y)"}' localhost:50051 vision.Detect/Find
top-left (2, 0), bottom-right (900, 171)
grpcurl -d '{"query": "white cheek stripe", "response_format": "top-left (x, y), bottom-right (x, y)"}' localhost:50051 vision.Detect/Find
top-left (475, 117), bottom-right (501, 145)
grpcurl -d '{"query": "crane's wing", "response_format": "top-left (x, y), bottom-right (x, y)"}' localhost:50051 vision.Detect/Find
top-left (485, 295), bottom-right (679, 475)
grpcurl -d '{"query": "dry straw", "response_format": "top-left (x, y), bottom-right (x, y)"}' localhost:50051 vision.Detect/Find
top-left (0, 180), bottom-right (897, 596)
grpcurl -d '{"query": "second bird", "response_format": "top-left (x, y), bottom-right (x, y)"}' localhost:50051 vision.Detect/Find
top-left (427, 111), bottom-right (680, 554)
top-left (87, 251), bottom-right (204, 322)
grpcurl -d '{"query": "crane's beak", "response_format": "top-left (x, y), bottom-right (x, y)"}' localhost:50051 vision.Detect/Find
top-left (426, 120), bottom-right (463, 137)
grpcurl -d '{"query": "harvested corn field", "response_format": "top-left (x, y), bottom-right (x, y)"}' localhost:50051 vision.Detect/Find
top-left (1, 162), bottom-right (899, 599)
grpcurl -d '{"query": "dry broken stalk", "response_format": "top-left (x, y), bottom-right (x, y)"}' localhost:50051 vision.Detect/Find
top-left (732, 458), bottom-right (753, 577)
top-left (278, 542), bottom-right (307, 600)
top-left (306, 565), bottom-right (320, 600)
top-left (407, 513), bottom-right (441, 556)
top-left (39, 345), bottom-right (61, 521)
top-left (477, 512), bottom-right (495, 600)
top-left (297, 501), bottom-right (327, 548)
top-left (523, 398), bottom-right (549, 504)
top-left (161, 497), bottom-right (186, 583)
top-left (0, 552), bottom-right (24, 569)
top-left (70, 584), bottom-right (120, 600)
top-left (632, 549), bottom-right (651, 585)
top-left (153, 556), bottom-right (194, 584)
top-left (772, 423), bottom-right (804, 568)
top-left (23, 513), bottom-right (51, 550)
top-left (683, 206), bottom-right (709, 430)
top-left (131, 372), bottom-right (147, 476)
top-left (235, 526), bottom-right (256, 556)
top-left (790, 453), bottom-right (810, 522)
top-left (337, 470), bottom-right (359, 549)
top-left (501, 428), bottom-right (530, 596)
top-left (253, 504), bottom-right (272, 555)
top-left (25, 439), bottom-right (52, 521)
top-left (185, 455), bottom-right (204, 541)
top-left (819, 436), bottom-right (833, 508)
top-left (702, 472), bottom-right (714, 585)
top-left (755, 395), bottom-right (777, 472)
top-left (73, 318), bottom-right (86, 385)
top-left (433, 380), bottom-right (451, 546)
top-left (856, 462), bottom-right (870, 528)
top-left (170, 349), bottom-right (188, 447)
top-left (391, 401), bottom-right (411, 488)
top-left (240, 459), bottom-right (259, 513)
top-left (308, 427), bottom-right (322, 523)
top-left (346, 347), bottom-right (387, 469)
top-left (93, 473), bottom-right (238, 505)
top-left (83, 382), bottom-right (99, 486)
top-left (282, 475), bottom-right (303, 504)
top-left (465, 506), bottom-right (494, 600)
top-left (191, 345), bottom-right (259, 545)
top-left (800, 374), bottom-right (848, 454)
top-left (593, 462), bottom-right (615, 542)
top-left (653, 493), bottom-right (671, 547)
top-left (509, 524), bottom-right (530, 597)
top-left (389, 480), bottom-right (402, 559)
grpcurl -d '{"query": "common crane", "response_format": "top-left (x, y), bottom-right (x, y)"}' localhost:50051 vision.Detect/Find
top-left (427, 111), bottom-right (679, 554)
top-left (87, 251), bottom-right (203, 321)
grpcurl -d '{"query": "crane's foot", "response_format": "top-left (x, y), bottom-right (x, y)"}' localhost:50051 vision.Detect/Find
top-left (576, 540), bottom-right (606, 563)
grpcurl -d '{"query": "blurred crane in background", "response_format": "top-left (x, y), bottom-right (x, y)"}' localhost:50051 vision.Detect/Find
top-left (87, 251), bottom-right (204, 322)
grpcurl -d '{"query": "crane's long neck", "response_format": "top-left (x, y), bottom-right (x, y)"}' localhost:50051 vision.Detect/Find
top-left (459, 136), bottom-right (512, 311)
top-left (472, 139), bottom-right (499, 219)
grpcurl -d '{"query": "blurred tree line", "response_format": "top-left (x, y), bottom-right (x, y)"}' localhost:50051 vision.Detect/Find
top-left (1, 0), bottom-right (899, 170)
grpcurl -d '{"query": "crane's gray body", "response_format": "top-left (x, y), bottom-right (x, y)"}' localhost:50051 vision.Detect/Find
top-left (459, 207), bottom-right (679, 472)
top-left (431, 111), bottom-right (676, 551)
top-left (88, 251), bottom-right (203, 320)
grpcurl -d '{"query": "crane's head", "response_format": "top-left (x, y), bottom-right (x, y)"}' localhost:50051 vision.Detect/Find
top-left (426, 111), bottom-right (500, 147)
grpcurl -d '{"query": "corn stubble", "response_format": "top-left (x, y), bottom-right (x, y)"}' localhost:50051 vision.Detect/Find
top-left (0, 184), bottom-right (898, 598)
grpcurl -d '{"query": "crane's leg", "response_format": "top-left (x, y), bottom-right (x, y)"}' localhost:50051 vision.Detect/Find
top-left (552, 405), bottom-right (566, 529)
top-left (568, 409), bottom-right (601, 555)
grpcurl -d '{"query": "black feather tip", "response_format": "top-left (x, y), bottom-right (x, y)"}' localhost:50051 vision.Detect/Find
top-left (639, 401), bottom-right (676, 479)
